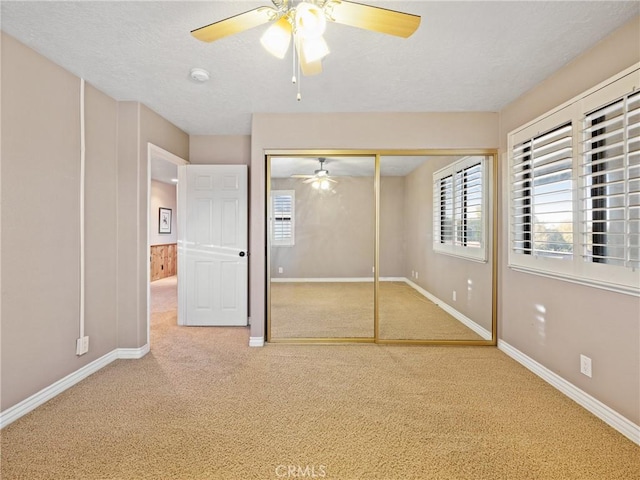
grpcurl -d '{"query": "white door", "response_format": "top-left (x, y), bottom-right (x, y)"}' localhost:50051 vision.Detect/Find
top-left (177, 165), bottom-right (248, 326)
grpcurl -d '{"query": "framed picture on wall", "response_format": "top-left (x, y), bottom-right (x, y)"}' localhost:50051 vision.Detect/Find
top-left (159, 208), bottom-right (172, 234)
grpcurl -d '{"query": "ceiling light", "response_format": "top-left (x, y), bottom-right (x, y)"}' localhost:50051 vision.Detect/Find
top-left (191, 2), bottom-right (420, 101)
top-left (189, 68), bottom-right (210, 82)
top-left (261, 17), bottom-right (292, 59)
top-left (300, 36), bottom-right (330, 64)
top-left (294, 2), bottom-right (327, 39)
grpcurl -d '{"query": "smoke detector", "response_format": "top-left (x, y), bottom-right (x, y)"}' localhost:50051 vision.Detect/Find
top-left (189, 68), bottom-right (210, 83)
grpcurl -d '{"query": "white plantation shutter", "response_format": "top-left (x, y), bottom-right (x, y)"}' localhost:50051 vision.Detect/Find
top-left (511, 123), bottom-right (574, 258)
top-left (508, 67), bottom-right (639, 294)
top-left (581, 90), bottom-right (640, 268)
top-left (271, 190), bottom-right (295, 246)
top-left (455, 162), bottom-right (483, 248)
top-left (436, 174), bottom-right (453, 244)
top-left (433, 156), bottom-right (487, 261)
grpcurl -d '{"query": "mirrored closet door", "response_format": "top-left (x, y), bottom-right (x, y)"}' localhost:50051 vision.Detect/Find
top-left (268, 155), bottom-right (376, 340)
top-left (377, 155), bottom-right (494, 342)
top-left (267, 151), bottom-right (496, 345)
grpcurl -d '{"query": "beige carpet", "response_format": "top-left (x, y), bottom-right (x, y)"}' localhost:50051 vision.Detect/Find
top-left (270, 282), bottom-right (482, 340)
top-left (1, 276), bottom-right (638, 479)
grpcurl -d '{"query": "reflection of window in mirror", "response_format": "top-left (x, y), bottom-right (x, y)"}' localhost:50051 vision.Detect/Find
top-left (271, 190), bottom-right (295, 247)
top-left (433, 156), bottom-right (487, 261)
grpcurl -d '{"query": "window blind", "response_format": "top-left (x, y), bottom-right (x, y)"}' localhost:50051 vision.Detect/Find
top-left (455, 163), bottom-right (483, 248)
top-left (581, 90), bottom-right (640, 268)
top-left (433, 156), bottom-right (487, 261)
top-left (512, 122), bottom-right (574, 258)
top-left (437, 175), bottom-right (453, 244)
top-left (271, 191), bottom-right (294, 246)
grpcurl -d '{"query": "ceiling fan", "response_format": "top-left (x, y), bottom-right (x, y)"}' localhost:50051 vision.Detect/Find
top-left (191, 1), bottom-right (421, 98)
top-left (291, 158), bottom-right (337, 189)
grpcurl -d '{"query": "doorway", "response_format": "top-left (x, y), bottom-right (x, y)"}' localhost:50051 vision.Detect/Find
top-left (147, 143), bottom-right (188, 345)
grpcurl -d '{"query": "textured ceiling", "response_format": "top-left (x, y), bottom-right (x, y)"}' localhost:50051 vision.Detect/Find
top-left (1, 1), bottom-right (638, 136)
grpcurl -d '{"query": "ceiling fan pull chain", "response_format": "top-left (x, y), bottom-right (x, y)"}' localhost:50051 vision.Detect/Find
top-left (291, 34), bottom-right (297, 85)
top-left (294, 34), bottom-right (302, 101)
top-left (296, 42), bottom-right (302, 101)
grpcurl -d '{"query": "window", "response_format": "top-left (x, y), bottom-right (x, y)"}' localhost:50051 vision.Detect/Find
top-left (512, 122), bottom-right (574, 259)
top-left (270, 190), bottom-right (295, 246)
top-left (582, 90), bottom-right (640, 269)
top-left (508, 67), bottom-right (639, 294)
top-left (433, 156), bottom-right (488, 261)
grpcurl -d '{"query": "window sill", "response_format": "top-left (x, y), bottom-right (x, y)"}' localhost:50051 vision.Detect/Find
top-left (433, 248), bottom-right (488, 264)
top-left (508, 264), bottom-right (640, 297)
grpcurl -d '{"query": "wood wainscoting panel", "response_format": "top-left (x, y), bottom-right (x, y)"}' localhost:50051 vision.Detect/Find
top-left (151, 243), bottom-right (177, 281)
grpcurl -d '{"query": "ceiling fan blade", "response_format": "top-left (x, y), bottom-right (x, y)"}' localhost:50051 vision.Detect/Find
top-left (327, 1), bottom-right (421, 38)
top-left (302, 178), bottom-right (317, 183)
top-left (291, 174), bottom-right (315, 178)
top-left (191, 7), bottom-right (277, 43)
top-left (327, 178), bottom-right (338, 183)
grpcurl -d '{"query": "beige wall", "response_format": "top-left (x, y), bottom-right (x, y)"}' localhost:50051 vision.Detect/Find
top-left (1, 33), bottom-right (188, 411)
top-left (250, 112), bottom-right (499, 340)
top-left (1, 33), bottom-right (117, 410)
top-left (189, 135), bottom-right (251, 165)
top-left (498, 16), bottom-right (640, 423)
top-left (150, 181), bottom-right (177, 246)
top-left (116, 102), bottom-right (189, 349)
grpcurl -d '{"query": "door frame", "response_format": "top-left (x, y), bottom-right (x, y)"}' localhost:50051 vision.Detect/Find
top-left (146, 143), bottom-right (189, 346)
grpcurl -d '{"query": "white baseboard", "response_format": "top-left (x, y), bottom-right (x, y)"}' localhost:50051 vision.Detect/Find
top-left (498, 340), bottom-right (640, 445)
top-left (0, 344), bottom-right (150, 429)
top-left (249, 336), bottom-right (265, 347)
top-left (271, 277), bottom-right (405, 283)
top-left (271, 277), bottom-right (373, 283)
top-left (117, 343), bottom-right (150, 359)
top-left (404, 278), bottom-right (492, 340)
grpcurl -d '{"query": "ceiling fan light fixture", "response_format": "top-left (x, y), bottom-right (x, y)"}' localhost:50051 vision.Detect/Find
top-left (299, 35), bottom-right (330, 63)
top-left (311, 178), bottom-right (330, 190)
top-left (260, 16), bottom-right (292, 59)
top-left (294, 2), bottom-right (327, 39)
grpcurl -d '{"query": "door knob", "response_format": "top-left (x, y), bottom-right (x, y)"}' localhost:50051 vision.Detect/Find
top-left (239, 251), bottom-right (246, 257)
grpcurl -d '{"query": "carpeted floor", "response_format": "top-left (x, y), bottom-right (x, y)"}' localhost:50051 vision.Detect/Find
top-left (1, 276), bottom-right (638, 479)
top-left (270, 282), bottom-right (482, 340)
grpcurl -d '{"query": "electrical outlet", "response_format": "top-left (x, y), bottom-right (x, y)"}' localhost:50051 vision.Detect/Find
top-left (580, 354), bottom-right (592, 378)
top-left (453, 291), bottom-right (457, 301)
top-left (411, 270), bottom-right (415, 278)
top-left (415, 271), bottom-right (419, 279)
top-left (278, 267), bottom-right (283, 274)
top-left (372, 266), bottom-right (375, 273)
top-left (76, 336), bottom-right (89, 356)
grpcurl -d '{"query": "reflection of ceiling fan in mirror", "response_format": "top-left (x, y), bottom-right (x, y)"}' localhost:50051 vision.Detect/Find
top-left (291, 158), bottom-right (337, 190)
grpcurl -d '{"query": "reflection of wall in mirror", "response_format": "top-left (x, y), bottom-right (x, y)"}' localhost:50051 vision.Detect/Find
top-left (270, 177), bottom-right (377, 279)
top-left (400, 157), bottom-right (492, 333)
